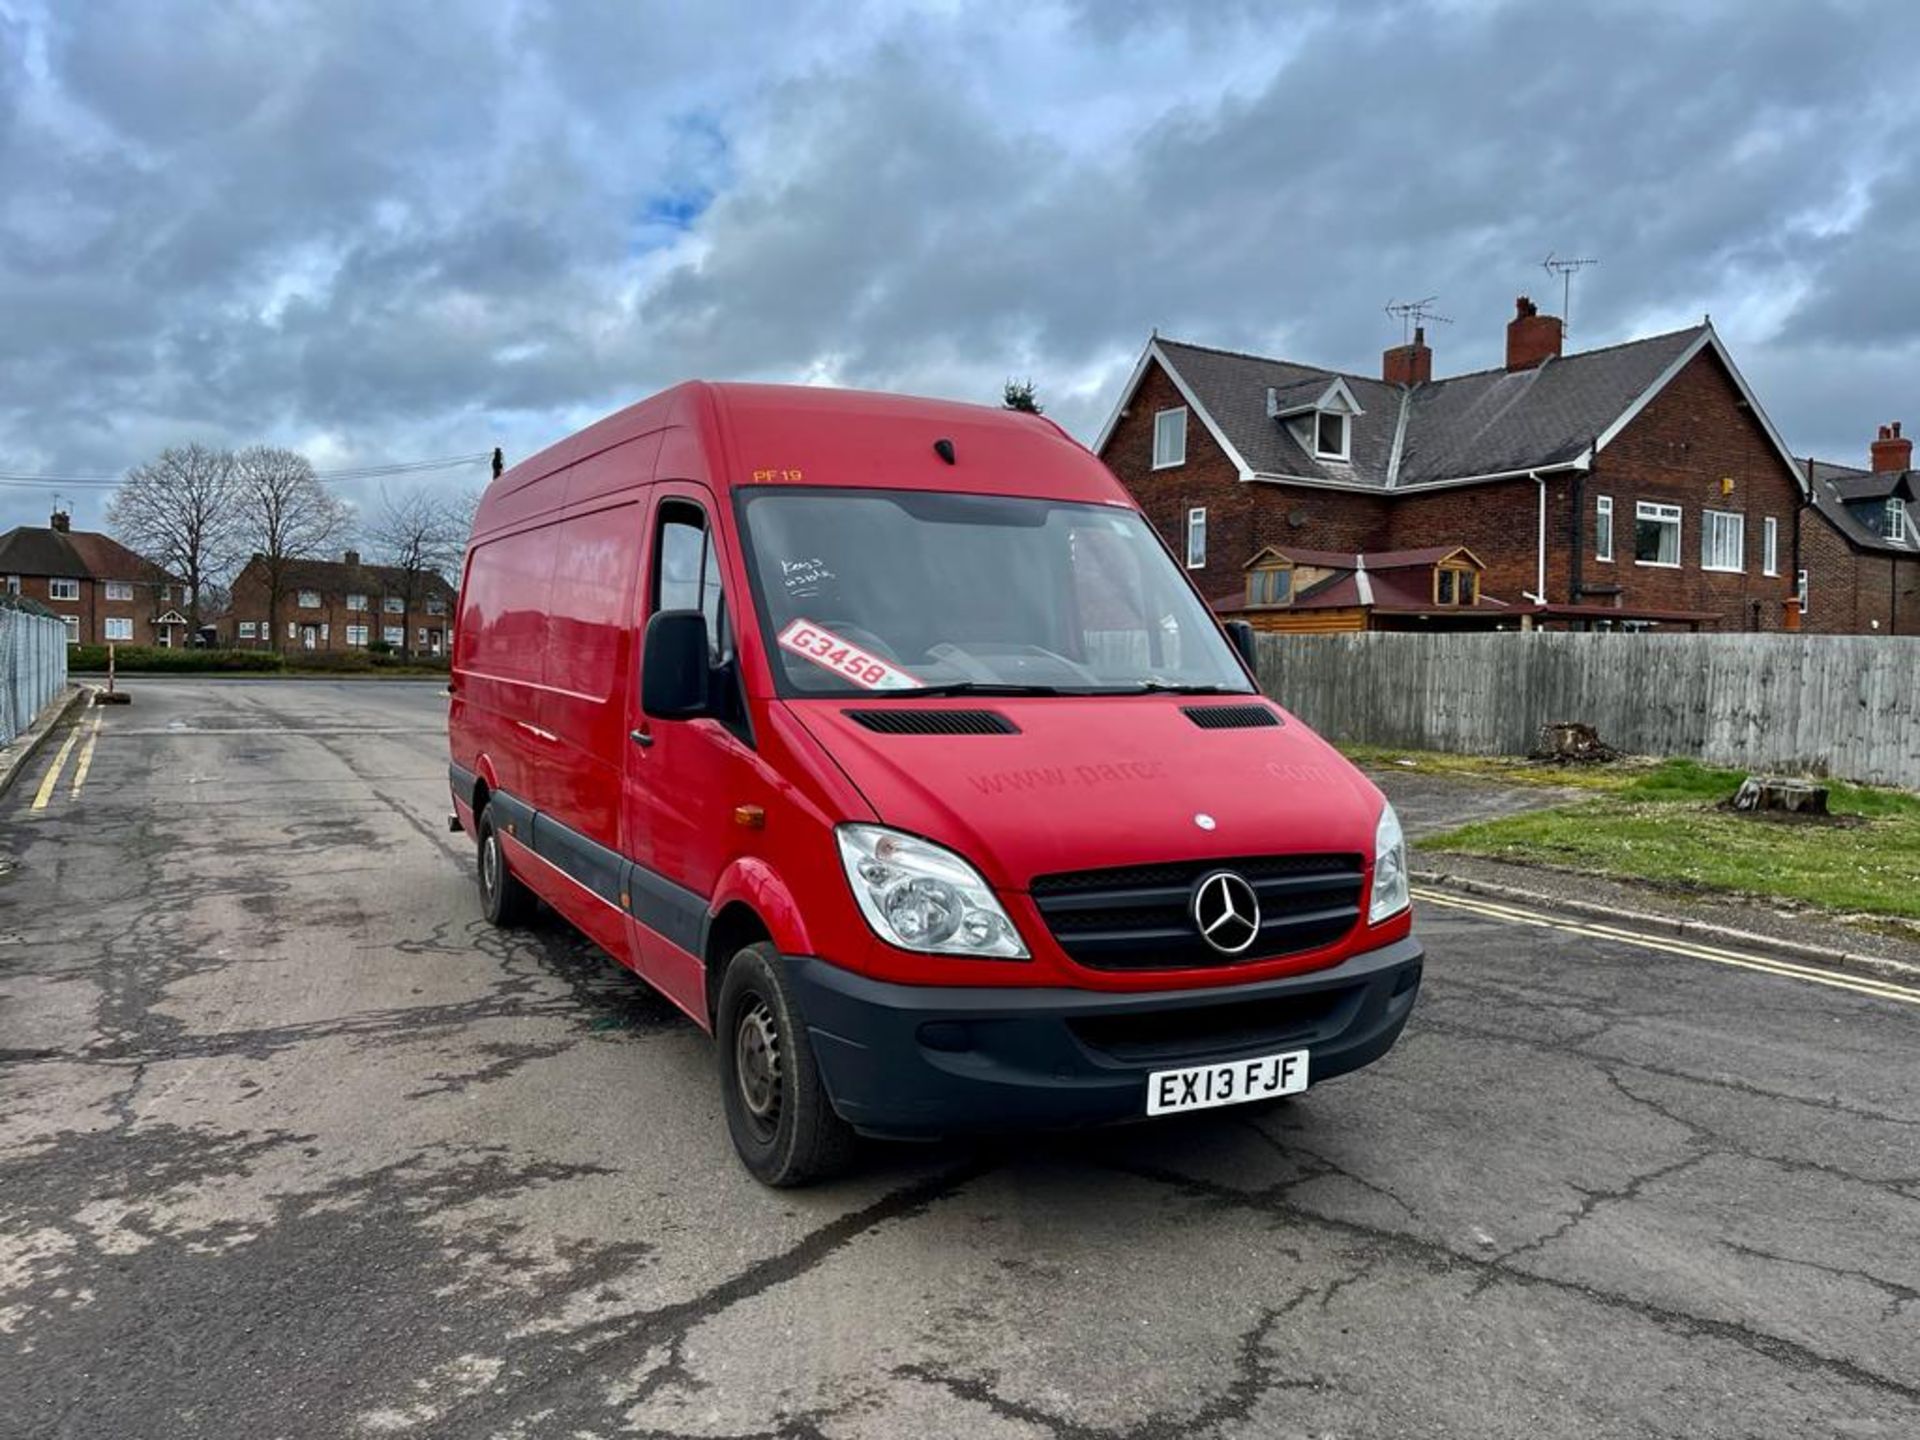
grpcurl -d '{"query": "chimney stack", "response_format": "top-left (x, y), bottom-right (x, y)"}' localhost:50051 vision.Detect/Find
top-left (1383, 325), bottom-right (1434, 387)
top-left (344, 549), bottom-right (361, 566)
top-left (50, 508), bottom-right (71, 533)
top-left (1505, 295), bottom-right (1563, 371)
top-left (1870, 421), bottom-right (1912, 474)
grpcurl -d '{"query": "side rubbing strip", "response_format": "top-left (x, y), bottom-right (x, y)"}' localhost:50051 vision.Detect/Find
top-left (532, 814), bottom-right (625, 908)
top-left (449, 761), bottom-right (478, 802)
top-left (622, 861), bottom-right (708, 956)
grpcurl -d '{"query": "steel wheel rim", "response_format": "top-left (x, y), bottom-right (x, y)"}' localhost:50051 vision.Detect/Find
top-left (481, 832), bottom-right (499, 897)
top-left (734, 997), bottom-right (782, 1141)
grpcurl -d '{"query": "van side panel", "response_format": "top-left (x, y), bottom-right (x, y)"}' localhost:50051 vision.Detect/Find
top-left (452, 521), bottom-right (558, 814)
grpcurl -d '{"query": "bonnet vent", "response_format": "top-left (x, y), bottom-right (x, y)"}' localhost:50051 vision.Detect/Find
top-left (844, 709), bottom-right (1019, 736)
top-left (1181, 704), bottom-right (1282, 730)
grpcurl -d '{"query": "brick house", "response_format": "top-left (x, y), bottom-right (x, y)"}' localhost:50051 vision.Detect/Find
top-left (1800, 424), bottom-right (1920, 635)
top-left (0, 509), bottom-right (191, 645)
top-left (1097, 299), bottom-right (1811, 631)
top-left (222, 549), bottom-right (455, 656)
top-left (1220, 544), bottom-right (1515, 632)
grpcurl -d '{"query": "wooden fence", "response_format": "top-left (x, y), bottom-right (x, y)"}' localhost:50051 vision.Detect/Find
top-left (1252, 632), bottom-right (1920, 790)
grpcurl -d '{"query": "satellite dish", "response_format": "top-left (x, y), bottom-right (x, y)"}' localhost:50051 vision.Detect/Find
top-left (1287, 508), bottom-right (1307, 528)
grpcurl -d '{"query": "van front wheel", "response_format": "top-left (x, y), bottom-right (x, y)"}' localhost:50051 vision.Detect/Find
top-left (717, 943), bottom-right (857, 1187)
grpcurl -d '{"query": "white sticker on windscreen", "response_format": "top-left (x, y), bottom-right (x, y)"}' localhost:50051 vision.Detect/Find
top-left (776, 618), bottom-right (921, 691)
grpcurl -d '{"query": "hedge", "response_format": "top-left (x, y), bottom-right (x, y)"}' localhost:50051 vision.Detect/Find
top-left (68, 646), bottom-right (285, 673)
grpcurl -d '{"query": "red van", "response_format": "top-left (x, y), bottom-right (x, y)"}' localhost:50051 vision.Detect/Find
top-left (449, 383), bottom-right (1420, 1185)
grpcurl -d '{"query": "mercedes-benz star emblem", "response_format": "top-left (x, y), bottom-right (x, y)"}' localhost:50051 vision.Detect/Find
top-left (1191, 870), bottom-right (1261, 955)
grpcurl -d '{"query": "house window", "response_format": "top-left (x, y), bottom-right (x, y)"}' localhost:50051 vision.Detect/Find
top-left (1594, 495), bottom-right (1614, 562)
top-left (1762, 517), bottom-right (1779, 576)
top-left (383, 596), bottom-right (405, 614)
top-left (1796, 569), bottom-right (1810, 617)
top-left (1435, 565), bottom-right (1479, 606)
top-left (1889, 498), bottom-right (1911, 544)
top-left (158, 585), bottom-right (172, 603)
top-left (288, 621), bottom-right (298, 639)
top-left (416, 627), bottom-right (428, 646)
top-left (345, 593), bottom-right (368, 611)
top-left (426, 597), bottom-right (447, 615)
top-left (239, 621), bottom-right (257, 638)
top-left (346, 624), bottom-right (368, 646)
top-left (1634, 502), bottom-right (1682, 567)
top-left (4, 575), bottom-right (17, 594)
top-left (1246, 564), bottom-right (1294, 607)
top-left (1701, 509), bottom-right (1744, 572)
top-left (1185, 507), bottom-right (1207, 568)
top-left (383, 626), bottom-right (404, 646)
top-left (1152, 408), bottom-right (1188, 469)
top-left (1314, 411), bottom-right (1349, 461)
top-left (297, 589), bottom-right (320, 608)
top-left (50, 577), bottom-right (81, 601)
top-left (62, 615), bottom-right (80, 642)
top-left (104, 617), bottom-right (134, 641)
top-left (104, 580), bottom-right (134, 602)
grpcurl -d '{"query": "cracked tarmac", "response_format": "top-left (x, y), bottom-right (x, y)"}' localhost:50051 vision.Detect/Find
top-left (1, 678), bottom-right (1916, 1438)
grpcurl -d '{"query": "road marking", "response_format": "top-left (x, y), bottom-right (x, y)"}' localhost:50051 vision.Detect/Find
top-left (30, 723), bottom-right (85, 812)
top-left (69, 713), bottom-right (103, 798)
top-left (1413, 886), bottom-right (1920, 1008)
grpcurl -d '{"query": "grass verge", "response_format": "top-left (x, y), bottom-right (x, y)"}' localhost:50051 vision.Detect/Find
top-left (1418, 757), bottom-right (1920, 920)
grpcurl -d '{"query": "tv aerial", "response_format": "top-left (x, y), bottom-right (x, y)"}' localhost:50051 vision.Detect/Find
top-left (1384, 297), bottom-right (1452, 345)
top-left (1542, 254), bottom-right (1598, 339)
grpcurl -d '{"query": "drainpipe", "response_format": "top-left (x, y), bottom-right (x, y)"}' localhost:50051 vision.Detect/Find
top-left (1523, 470), bottom-right (1547, 604)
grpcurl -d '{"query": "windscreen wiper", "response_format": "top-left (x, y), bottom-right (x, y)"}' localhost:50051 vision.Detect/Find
top-left (1114, 681), bottom-right (1258, 695)
top-left (898, 681), bottom-right (1070, 697)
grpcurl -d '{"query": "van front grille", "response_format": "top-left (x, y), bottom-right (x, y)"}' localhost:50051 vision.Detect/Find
top-left (1029, 853), bottom-right (1364, 970)
top-left (1181, 703), bottom-right (1282, 730)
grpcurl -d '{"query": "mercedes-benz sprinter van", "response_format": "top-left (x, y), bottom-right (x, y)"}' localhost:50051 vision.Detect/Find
top-left (449, 382), bottom-right (1421, 1185)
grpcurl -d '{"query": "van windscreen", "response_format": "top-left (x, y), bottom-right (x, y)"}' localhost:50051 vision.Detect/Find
top-left (737, 488), bottom-right (1253, 697)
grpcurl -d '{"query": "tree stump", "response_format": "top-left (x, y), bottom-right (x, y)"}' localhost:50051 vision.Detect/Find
top-left (1532, 721), bottom-right (1617, 763)
top-left (1731, 775), bottom-right (1829, 816)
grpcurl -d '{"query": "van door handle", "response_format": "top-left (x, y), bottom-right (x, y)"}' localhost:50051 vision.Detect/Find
top-left (630, 727), bottom-right (654, 748)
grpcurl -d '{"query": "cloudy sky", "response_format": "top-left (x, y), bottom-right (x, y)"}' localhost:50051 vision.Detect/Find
top-left (4, 0), bottom-right (1919, 535)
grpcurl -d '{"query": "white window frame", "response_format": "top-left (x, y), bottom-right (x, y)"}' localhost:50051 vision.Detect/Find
top-left (1312, 410), bottom-right (1350, 462)
top-left (346, 624), bottom-right (368, 647)
top-left (1595, 494), bottom-right (1614, 563)
top-left (1634, 502), bottom-right (1683, 568)
top-left (1797, 569), bottom-right (1810, 617)
top-left (1185, 507), bottom-right (1208, 569)
top-left (297, 589), bottom-right (321, 609)
top-left (239, 621), bottom-right (257, 638)
top-left (49, 577), bottom-right (81, 601)
top-left (416, 627), bottom-right (429, 646)
top-left (425, 597), bottom-right (447, 615)
top-left (1701, 509), bottom-right (1745, 572)
top-left (103, 617), bottom-right (134, 641)
top-left (288, 621), bottom-right (298, 639)
top-left (3, 575), bottom-right (18, 595)
top-left (103, 580), bottom-right (134, 602)
top-left (1762, 516), bottom-right (1779, 576)
top-left (1152, 407), bottom-right (1188, 470)
top-left (61, 615), bottom-right (80, 642)
top-left (1889, 498), bottom-right (1911, 545)
top-left (383, 596), bottom-right (405, 614)
top-left (382, 625), bottom-right (405, 647)
top-left (345, 592), bottom-right (368, 612)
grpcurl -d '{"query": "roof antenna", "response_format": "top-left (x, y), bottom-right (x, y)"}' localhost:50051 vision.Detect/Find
top-left (1542, 253), bottom-right (1598, 342)
top-left (1383, 297), bottom-right (1452, 345)
top-left (490, 447), bottom-right (504, 480)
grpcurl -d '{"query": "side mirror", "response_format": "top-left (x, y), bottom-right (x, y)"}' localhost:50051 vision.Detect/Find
top-left (1224, 619), bottom-right (1257, 670)
top-left (642, 610), bottom-right (713, 720)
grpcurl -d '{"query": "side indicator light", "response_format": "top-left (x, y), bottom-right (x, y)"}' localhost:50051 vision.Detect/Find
top-left (734, 805), bottom-right (766, 829)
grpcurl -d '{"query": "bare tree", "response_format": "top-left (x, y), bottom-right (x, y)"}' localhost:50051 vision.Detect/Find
top-left (368, 486), bottom-right (465, 657)
top-left (105, 443), bottom-right (243, 634)
top-left (236, 446), bottom-right (352, 652)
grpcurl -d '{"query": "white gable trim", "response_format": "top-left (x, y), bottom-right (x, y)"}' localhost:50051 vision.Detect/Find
top-left (1093, 340), bottom-right (1257, 479)
top-left (153, 609), bottom-right (189, 625)
top-left (1591, 325), bottom-right (1808, 497)
top-left (1266, 375), bottom-right (1365, 421)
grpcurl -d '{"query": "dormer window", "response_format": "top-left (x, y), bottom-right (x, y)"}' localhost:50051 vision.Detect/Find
top-left (1434, 563), bottom-right (1480, 606)
top-left (1888, 497), bottom-right (1910, 544)
top-left (1314, 411), bottom-right (1349, 461)
top-left (1246, 561), bottom-right (1294, 607)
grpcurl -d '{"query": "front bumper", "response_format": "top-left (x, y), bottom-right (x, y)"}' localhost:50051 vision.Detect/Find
top-left (785, 936), bottom-right (1422, 1139)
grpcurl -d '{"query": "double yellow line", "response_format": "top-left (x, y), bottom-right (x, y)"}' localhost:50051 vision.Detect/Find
top-left (1413, 885), bottom-right (1920, 1008)
top-left (31, 713), bottom-right (103, 812)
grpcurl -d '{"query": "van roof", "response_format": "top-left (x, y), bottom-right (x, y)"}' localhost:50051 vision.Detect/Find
top-left (489, 381), bottom-right (1127, 507)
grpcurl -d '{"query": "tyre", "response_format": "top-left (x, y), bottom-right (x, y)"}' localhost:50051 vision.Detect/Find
top-left (716, 942), bottom-right (858, 1187)
top-left (476, 806), bottom-right (536, 928)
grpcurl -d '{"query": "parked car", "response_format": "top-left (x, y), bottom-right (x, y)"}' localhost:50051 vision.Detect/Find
top-left (448, 382), bottom-right (1421, 1184)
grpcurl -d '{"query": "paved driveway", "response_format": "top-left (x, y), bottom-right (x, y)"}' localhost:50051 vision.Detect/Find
top-left (3, 679), bottom-right (1917, 1438)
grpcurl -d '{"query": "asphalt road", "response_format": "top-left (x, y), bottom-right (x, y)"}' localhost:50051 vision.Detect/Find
top-left (2, 679), bottom-right (1917, 1439)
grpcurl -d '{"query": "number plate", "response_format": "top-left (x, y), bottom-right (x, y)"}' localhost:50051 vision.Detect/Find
top-left (1145, 1049), bottom-right (1309, 1116)
top-left (775, 618), bottom-right (920, 691)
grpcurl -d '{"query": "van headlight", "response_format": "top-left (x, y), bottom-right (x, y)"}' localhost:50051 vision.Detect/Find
top-left (1369, 802), bottom-right (1410, 924)
top-left (836, 825), bottom-right (1029, 959)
